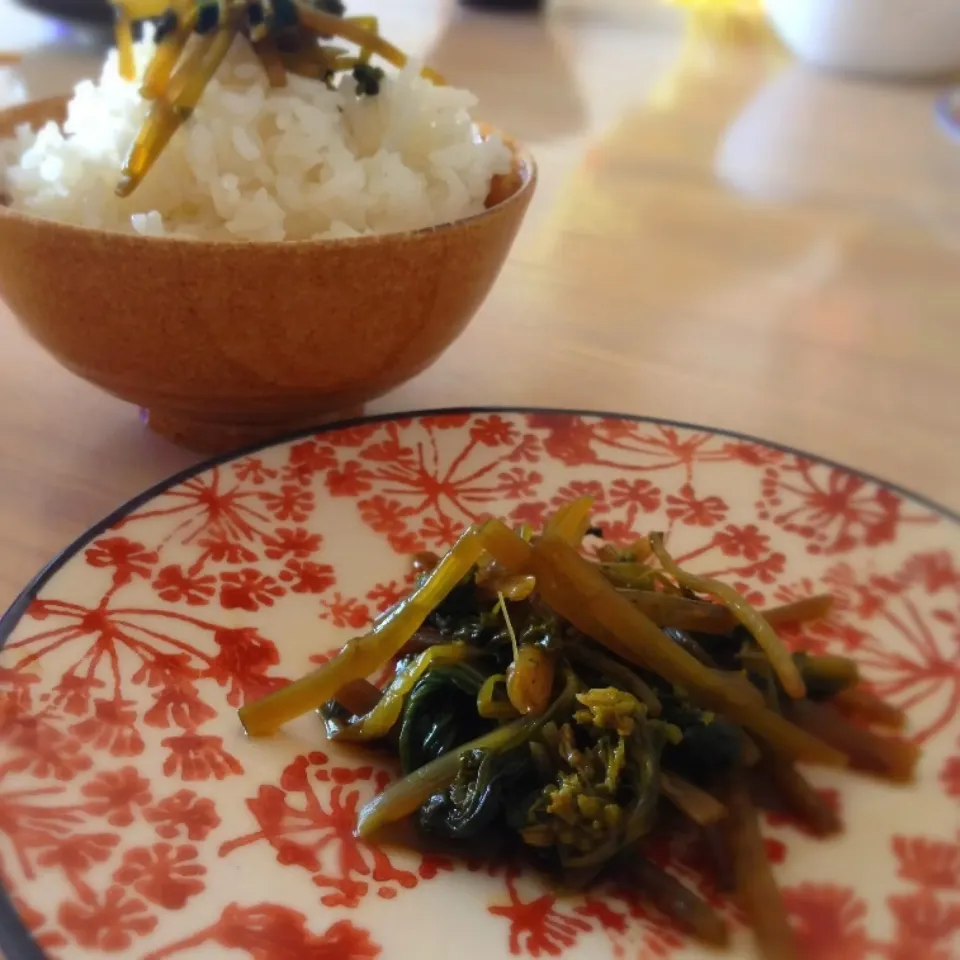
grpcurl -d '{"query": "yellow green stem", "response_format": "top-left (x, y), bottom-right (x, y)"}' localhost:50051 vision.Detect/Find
top-left (239, 523), bottom-right (487, 737)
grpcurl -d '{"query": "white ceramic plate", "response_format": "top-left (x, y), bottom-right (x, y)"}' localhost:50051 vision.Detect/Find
top-left (1, 409), bottom-right (958, 960)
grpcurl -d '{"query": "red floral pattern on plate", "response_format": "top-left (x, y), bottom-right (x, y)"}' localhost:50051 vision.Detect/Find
top-left (143, 905), bottom-right (381, 959)
top-left (0, 411), bottom-right (957, 959)
top-left (216, 751), bottom-right (440, 907)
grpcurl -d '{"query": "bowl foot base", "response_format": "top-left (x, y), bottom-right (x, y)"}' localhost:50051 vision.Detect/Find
top-left (144, 406), bottom-right (366, 454)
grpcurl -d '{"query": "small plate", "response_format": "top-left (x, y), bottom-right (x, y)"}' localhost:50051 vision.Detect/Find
top-left (1, 408), bottom-right (958, 960)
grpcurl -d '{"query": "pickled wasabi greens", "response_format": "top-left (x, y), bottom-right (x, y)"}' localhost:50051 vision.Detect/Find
top-left (239, 497), bottom-right (919, 958)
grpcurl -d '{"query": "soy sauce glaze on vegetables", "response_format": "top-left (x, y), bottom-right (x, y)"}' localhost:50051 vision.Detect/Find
top-left (240, 497), bottom-right (919, 959)
top-left (107, 0), bottom-right (444, 197)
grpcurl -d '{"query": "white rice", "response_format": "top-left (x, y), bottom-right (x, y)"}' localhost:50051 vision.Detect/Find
top-left (0, 30), bottom-right (512, 242)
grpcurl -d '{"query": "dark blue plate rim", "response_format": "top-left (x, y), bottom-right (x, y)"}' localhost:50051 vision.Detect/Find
top-left (0, 404), bottom-right (958, 960)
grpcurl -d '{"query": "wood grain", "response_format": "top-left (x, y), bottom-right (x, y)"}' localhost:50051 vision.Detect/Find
top-left (1, 0), bottom-right (958, 613)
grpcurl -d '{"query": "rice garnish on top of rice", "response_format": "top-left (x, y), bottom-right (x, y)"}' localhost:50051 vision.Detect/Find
top-left (0, 30), bottom-right (512, 242)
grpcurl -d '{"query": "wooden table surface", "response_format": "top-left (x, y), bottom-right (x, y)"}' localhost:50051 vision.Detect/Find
top-left (1, 0), bottom-right (958, 613)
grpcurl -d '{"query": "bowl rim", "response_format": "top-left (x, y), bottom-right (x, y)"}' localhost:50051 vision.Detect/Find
top-left (0, 95), bottom-right (538, 250)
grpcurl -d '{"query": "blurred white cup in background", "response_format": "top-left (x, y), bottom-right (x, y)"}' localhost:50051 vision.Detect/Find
top-left (765, 0), bottom-right (960, 80)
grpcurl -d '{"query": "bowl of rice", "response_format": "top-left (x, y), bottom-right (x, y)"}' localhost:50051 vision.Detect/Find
top-left (0, 32), bottom-right (535, 452)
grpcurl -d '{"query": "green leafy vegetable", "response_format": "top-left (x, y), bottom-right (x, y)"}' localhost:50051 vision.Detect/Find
top-left (419, 747), bottom-right (534, 841)
top-left (399, 662), bottom-right (492, 773)
top-left (240, 497), bottom-right (920, 960)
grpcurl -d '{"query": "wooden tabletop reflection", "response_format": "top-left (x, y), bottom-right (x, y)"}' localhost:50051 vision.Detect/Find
top-left (1, 0), bottom-right (958, 610)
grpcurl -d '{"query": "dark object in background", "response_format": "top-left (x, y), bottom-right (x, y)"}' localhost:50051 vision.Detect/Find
top-left (15, 0), bottom-right (114, 24)
top-left (460, 0), bottom-right (545, 11)
top-left (20, 0), bottom-right (546, 21)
